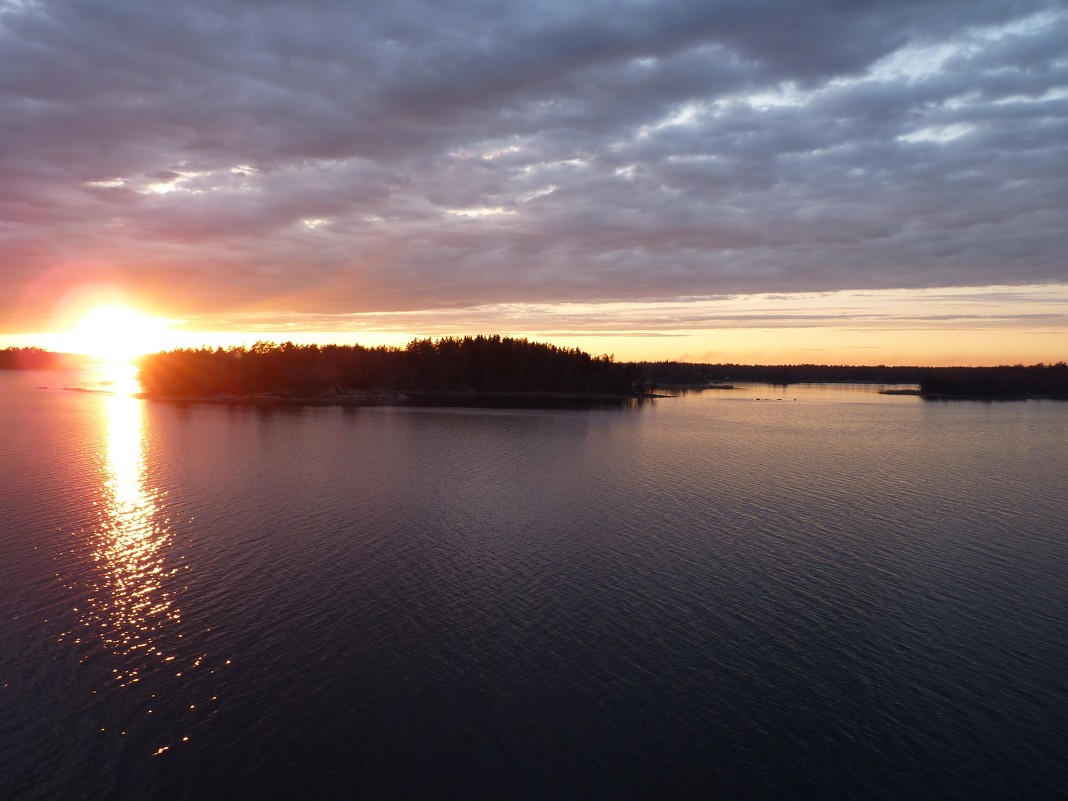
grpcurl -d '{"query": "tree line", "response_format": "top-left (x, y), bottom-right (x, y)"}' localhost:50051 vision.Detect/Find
top-left (919, 363), bottom-right (1068, 399)
top-left (137, 336), bottom-right (642, 397)
top-left (8, 343), bottom-right (1065, 400)
top-left (638, 362), bottom-right (927, 386)
top-left (0, 347), bottom-right (85, 370)
top-left (640, 360), bottom-right (1067, 398)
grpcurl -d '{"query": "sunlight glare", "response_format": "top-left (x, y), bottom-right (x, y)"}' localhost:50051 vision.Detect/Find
top-left (71, 392), bottom-right (181, 686)
top-left (99, 361), bottom-right (143, 396)
top-left (69, 305), bottom-right (172, 362)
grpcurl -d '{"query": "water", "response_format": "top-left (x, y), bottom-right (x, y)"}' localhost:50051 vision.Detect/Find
top-left (2, 369), bottom-right (1066, 800)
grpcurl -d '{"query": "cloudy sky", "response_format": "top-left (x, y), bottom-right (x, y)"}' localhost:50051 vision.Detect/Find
top-left (2, 0), bottom-right (1066, 363)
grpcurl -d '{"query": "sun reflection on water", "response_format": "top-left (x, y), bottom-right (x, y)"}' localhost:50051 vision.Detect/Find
top-left (81, 392), bottom-right (180, 684)
top-left (98, 360), bottom-right (143, 397)
top-left (53, 387), bottom-right (228, 756)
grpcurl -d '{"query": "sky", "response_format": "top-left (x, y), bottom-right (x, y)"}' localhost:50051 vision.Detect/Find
top-left (1, 0), bottom-right (1066, 364)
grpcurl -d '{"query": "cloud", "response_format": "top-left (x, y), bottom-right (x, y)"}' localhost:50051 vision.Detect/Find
top-left (164, 285), bottom-right (1068, 342)
top-left (1, 0), bottom-right (1066, 326)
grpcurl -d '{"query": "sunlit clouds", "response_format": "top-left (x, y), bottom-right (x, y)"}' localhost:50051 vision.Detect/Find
top-left (67, 284), bottom-right (1056, 366)
top-left (1, 0), bottom-right (1066, 363)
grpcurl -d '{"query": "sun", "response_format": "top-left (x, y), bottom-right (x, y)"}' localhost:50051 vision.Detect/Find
top-left (68, 304), bottom-right (172, 362)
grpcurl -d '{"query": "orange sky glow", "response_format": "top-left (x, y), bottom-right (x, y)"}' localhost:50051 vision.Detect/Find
top-left (2, 282), bottom-right (1064, 366)
top-left (2, 4), bottom-right (1065, 369)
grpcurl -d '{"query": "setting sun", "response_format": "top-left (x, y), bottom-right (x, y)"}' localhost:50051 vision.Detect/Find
top-left (66, 304), bottom-right (172, 362)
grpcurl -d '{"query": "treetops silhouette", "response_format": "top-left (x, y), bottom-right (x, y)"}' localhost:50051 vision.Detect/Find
top-left (137, 336), bottom-right (642, 398)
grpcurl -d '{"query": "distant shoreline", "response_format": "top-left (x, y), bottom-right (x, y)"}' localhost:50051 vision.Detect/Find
top-left (7, 344), bottom-right (1065, 401)
top-left (880, 387), bottom-right (1067, 401)
top-left (136, 388), bottom-right (667, 409)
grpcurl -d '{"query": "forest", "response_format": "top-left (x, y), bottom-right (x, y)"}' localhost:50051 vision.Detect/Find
top-left (0, 347), bottom-right (85, 370)
top-left (639, 360), bottom-right (1068, 398)
top-left (918, 363), bottom-right (1068, 399)
top-left (136, 336), bottom-right (643, 398)
top-left (639, 362), bottom-right (926, 386)
top-left (6, 343), bottom-right (1066, 400)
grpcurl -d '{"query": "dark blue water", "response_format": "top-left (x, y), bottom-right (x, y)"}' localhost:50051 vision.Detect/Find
top-left (2, 371), bottom-right (1066, 799)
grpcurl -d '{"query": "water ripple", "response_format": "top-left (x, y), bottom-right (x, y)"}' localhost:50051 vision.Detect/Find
top-left (2, 380), bottom-right (1067, 799)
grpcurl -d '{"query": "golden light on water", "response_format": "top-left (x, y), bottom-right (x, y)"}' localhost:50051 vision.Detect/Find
top-left (51, 388), bottom-right (227, 756)
top-left (99, 360), bottom-right (143, 396)
top-left (79, 391), bottom-right (180, 684)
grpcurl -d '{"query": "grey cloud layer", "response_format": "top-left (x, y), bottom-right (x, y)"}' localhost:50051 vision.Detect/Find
top-left (2, 0), bottom-right (1066, 321)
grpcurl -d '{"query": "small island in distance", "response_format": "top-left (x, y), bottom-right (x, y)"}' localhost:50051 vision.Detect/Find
top-left (3, 340), bottom-right (1066, 401)
top-left (637, 359), bottom-right (1068, 400)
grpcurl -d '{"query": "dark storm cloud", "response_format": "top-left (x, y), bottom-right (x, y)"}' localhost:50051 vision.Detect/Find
top-left (1, 0), bottom-right (1065, 321)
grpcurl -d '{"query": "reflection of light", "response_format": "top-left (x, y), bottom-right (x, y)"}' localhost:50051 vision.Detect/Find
top-left (106, 394), bottom-right (149, 510)
top-left (99, 360), bottom-right (142, 396)
top-left (80, 392), bottom-right (179, 684)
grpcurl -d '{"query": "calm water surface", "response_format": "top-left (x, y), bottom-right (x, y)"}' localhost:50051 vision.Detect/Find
top-left (2, 369), bottom-right (1066, 800)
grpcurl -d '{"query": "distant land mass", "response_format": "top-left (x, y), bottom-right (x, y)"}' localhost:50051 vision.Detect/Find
top-left (4, 343), bottom-right (1066, 400)
top-left (638, 361), bottom-right (926, 386)
top-left (917, 364), bottom-right (1068, 400)
top-left (136, 337), bottom-right (643, 401)
top-left (0, 347), bottom-right (88, 371)
top-left (639, 360), bottom-right (1068, 399)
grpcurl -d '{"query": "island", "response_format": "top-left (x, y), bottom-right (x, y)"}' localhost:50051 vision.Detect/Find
top-left (0, 347), bottom-right (87, 371)
top-left (918, 364), bottom-right (1068, 400)
top-left (638, 360), bottom-right (1067, 400)
top-left (136, 337), bottom-right (648, 407)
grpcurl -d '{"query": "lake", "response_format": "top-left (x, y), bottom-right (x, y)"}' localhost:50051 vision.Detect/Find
top-left (2, 368), bottom-right (1066, 800)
